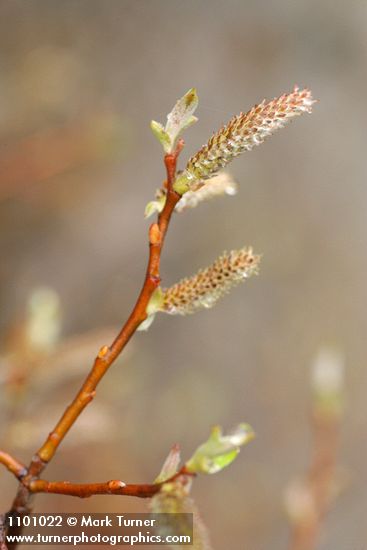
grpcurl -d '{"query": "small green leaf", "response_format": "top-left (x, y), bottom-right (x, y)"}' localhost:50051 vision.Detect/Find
top-left (165, 88), bottom-right (199, 152)
top-left (150, 120), bottom-right (172, 152)
top-left (144, 197), bottom-right (165, 218)
top-left (154, 444), bottom-right (181, 484)
top-left (185, 423), bottom-right (255, 475)
top-left (150, 90), bottom-right (198, 154)
top-left (180, 115), bottom-right (198, 132)
top-left (137, 314), bottom-right (156, 332)
top-left (137, 288), bottom-right (165, 332)
top-left (146, 287), bottom-right (165, 315)
top-left (144, 201), bottom-right (159, 219)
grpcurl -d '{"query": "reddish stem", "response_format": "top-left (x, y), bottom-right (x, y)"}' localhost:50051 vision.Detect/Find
top-left (29, 467), bottom-right (193, 499)
top-left (7, 143), bottom-right (183, 522)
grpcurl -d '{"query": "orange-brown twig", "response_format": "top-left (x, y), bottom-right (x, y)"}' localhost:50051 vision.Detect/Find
top-left (0, 452), bottom-right (27, 480)
top-left (8, 142), bottom-right (184, 522)
top-left (287, 350), bottom-right (344, 550)
top-left (29, 466), bottom-right (193, 499)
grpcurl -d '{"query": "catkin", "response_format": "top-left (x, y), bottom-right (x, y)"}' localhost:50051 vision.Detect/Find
top-left (175, 172), bottom-right (237, 212)
top-left (162, 248), bottom-right (260, 315)
top-left (175, 86), bottom-right (314, 191)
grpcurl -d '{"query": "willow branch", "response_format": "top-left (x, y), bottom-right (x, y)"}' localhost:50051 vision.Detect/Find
top-left (28, 467), bottom-right (192, 499)
top-left (0, 453), bottom-right (27, 480)
top-left (31, 151), bottom-right (181, 470)
top-left (8, 142), bottom-right (183, 519)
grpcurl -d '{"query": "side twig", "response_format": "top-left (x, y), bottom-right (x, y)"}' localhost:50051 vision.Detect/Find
top-left (0, 453), bottom-right (26, 480)
top-left (29, 466), bottom-right (193, 499)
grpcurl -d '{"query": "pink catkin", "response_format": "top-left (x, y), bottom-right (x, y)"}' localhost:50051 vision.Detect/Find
top-left (180, 86), bottom-right (315, 186)
top-left (163, 248), bottom-right (260, 315)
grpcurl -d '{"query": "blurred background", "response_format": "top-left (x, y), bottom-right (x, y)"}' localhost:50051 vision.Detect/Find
top-left (0, 1), bottom-right (366, 548)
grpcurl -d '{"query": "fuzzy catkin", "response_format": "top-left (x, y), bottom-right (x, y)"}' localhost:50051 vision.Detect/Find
top-left (162, 248), bottom-right (260, 315)
top-left (176, 87), bottom-right (314, 190)
top-left (175, 172), bottom-right (237, 212)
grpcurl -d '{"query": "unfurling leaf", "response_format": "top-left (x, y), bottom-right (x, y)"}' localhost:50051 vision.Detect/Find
top-left (150, 120), bottom-right (172, 152)
top-left (165, 88), bottom-right (198, 150)
top-left (137, 287), bottom-right (165, 332)
top-left (161, 247), bottom-right (260, 316)
top-left (151, 88), bottom-right (199, 154)
top-left (137, 314), bottom-right (156, 332)
top-left (154, 444), bottom-right (181, 484)
top-left (185, 423), bottom-right (255, 475)
top-left (146, 287), bottom-right (165, 315)
top-left (174, 86), bottom-right (315, 193)
top-left (144, 196), bottom-right (166, 218)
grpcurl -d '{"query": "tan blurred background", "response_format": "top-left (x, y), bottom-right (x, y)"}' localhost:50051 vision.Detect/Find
top-left (0, 1), bottom-right (366, 548)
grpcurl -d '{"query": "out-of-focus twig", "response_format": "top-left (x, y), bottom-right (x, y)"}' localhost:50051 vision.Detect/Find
top-left (0, 514), bottom-right (8, 550)
top-left (286, 349), bottom-right (345, 550)
top-left (0, 114), bottom-right (122, 202)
